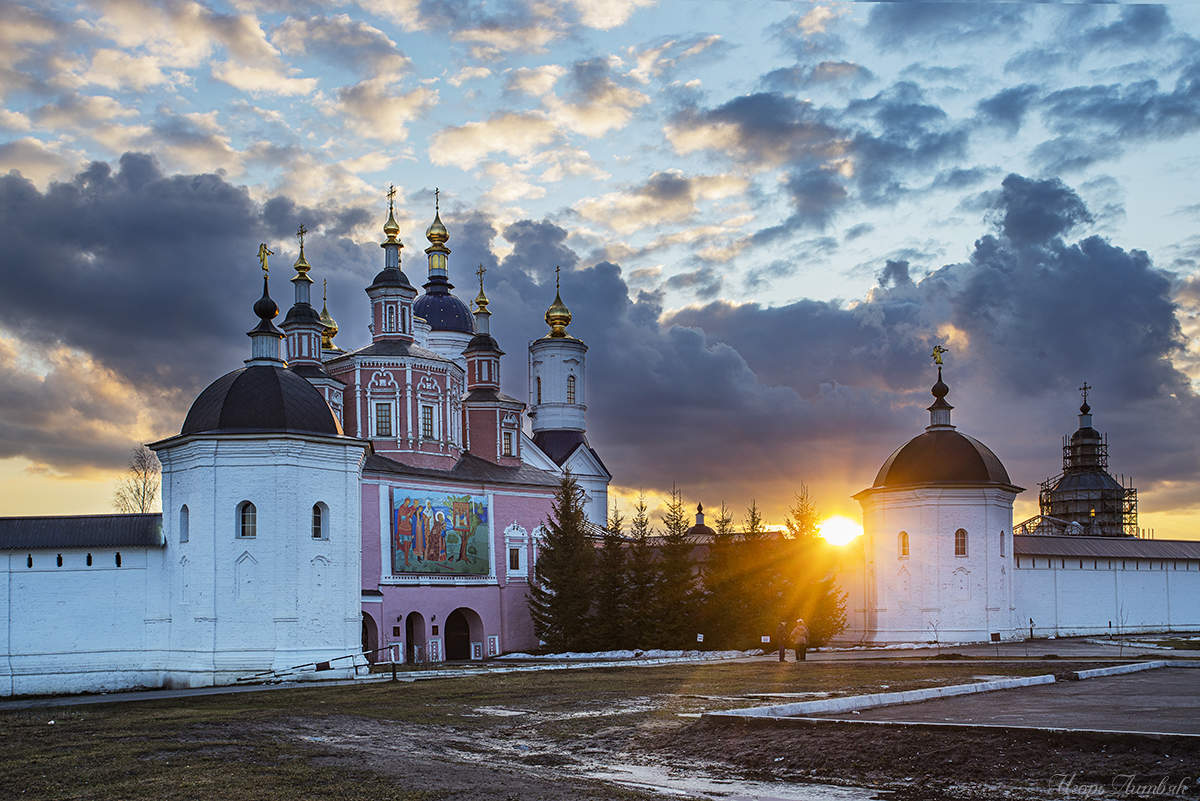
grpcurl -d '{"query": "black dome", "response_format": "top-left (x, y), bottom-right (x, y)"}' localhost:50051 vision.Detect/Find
top-left (182, 365), bottom-right (342, 436)
top-left (872, 429), bottom-right (1013, 489)
top-left (282, 302), bottom-right (323, 327)
top-left (414, 292), bottom-right (473, 333)
top-left (368, 266), bottom-right (414, 291)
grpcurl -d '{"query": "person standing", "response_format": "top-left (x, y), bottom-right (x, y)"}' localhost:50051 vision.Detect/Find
top-left (791, 618), bottom-right (809, 662)
top-left (775, 620), bottom-right (788, 662)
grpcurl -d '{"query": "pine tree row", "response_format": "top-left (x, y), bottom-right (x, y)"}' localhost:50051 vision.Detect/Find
top-left (528, 474), bottom-right (847, 653)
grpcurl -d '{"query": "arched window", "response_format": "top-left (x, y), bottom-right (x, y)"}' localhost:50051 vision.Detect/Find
top-left (536, 376), bottom-right (542, 404)
top-left (955, 528), bottom-right (968, 557)
top-left (312, 502), bottom-right (328, 539)
top-left (56, 554), bottom-right (63, 567)
top-left (898, 531), bottom-right (909, 558)
top-left (566, 374), bottom-right (576, 404)
top-left (86, 553), bottom-right (92, 566)
top-left (115, 552), bottom-right (122, 567)
top-left (179, 504), bottom-right (190, 543)
top-left (238, 501), bottom-right (257, 538)
top-left (386, 306), bottom-right (396, 332)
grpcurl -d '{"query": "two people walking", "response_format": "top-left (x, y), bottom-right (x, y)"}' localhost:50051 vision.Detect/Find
top-left (775, 617), bottom-right (809, 662)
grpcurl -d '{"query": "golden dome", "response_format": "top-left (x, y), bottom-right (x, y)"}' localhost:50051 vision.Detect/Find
top-left (545, 292), bottom-right (571, 337)
top-left (319, 279), bottom-right (341, 351)
top-left (426, 192), bottom-right (448, 246)
top-left (293, 244), bottom-right (312, 278)
top-left (382, 184), bottom-right (401, 244)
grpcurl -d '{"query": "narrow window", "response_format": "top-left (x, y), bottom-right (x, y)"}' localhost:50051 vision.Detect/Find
top-left (56, 554), bottom-right (63, 567)
top-left (375, 403), bottom-right (392, 438)
top-left (536, 376), bottom-right (542, 404)
top-left (238, 501), bottom-right (257, 538)
top-left (26, 554), bottom-right (32, 568)
top-left (386, 305), bottom-right (396, 332)
top-left (954, 528), bottom-right (968, 557)
top-left (87, 553), bottom-right (92, 566)
top-left (509, 547), bottom-right (521, 571)
top-left (115, 552), bottom-right (122, 567)
top-left (502, 431), bottom-right (513, 457)
top-left (180, 504), bottom-right (190, 543)
top-left (312, 503), bottom-right (326, 539)
top-left (567, 375), bottom-right (576, 404)
top-left (421, 405), bottom-right (434, 439)
top-left (898, 531), bottom-right (909, 558)
top-left (1000, 530), bottom-right (1005, 556)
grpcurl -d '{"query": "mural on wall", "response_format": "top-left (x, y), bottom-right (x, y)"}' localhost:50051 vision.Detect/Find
top-left (389, 489), bottom-right (490, 576)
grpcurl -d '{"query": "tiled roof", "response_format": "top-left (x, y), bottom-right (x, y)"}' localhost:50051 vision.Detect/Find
top-left (364, 452), bottom-right (560, 488)
top-left (1014, 534), bottom-right (1200, 559)
top-left (0, 513), bottom-right (163, 550)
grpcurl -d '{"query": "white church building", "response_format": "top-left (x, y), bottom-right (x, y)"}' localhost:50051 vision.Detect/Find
top-left (839, 364), bottom-right (1200, 644)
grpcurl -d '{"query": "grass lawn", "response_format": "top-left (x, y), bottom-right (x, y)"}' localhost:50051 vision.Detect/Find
top-left (2, 659), bottom-right (1188, 800)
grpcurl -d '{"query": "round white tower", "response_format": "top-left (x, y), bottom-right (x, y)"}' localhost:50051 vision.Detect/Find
top-left (528, 269), bottom-right (587, 435)
top-left (849, 360), bottom-right (1023, 644)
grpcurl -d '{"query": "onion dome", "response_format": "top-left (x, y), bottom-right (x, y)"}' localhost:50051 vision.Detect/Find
top-left (426, 192), bottom-right (448, 245)
top-left (251, 276), bottom-right (278, 324)
top-left (182, 365), bottom-right (342, 436)
top-left (544, 267), bottom-right (573, 338)
top-left (319, 279), bottom-right (341, 351)
top-left (383, 204), bottom-right (401, 244)
top-left (292, 239), bottom-right (312, 282)
top-left (413, 294), bottom-right (472, 332)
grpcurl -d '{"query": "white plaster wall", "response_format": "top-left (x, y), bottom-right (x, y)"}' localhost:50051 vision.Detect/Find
top-left (528, 338), bottom-right (587, 432)
top-left (424, 330), bottom-right (471, 372)
top-left (0, 546), bottom-right (168, 696)
top-left (158, 435), bottom-right (368, 687)
top-left (1014, 556), bottom-right (1200, 637)
top-left (853, 487), bottom-right (1018, 643)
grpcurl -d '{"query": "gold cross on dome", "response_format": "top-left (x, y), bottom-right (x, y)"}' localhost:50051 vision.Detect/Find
top-left (1079, 381), bottom-right (1092, 404)
top-left (476, 263), bottom-right (486, 290)
top-left (555, 264), bottom-right (561, 291)
top-left (386, 184), bottom-right (396, 210)
top-left (257, 243), bottom-right (274, 275)
top-left (296, 223), bottom-right (307, 248)
top-left (931, 344), bottom-right (948, 365)
top-left (435, 187), bottom-right (440, 213)
top-left (323, 277), bottom-right (327, 302)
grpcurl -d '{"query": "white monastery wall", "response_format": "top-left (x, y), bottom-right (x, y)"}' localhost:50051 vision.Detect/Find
top-left (1014, 555), bottom-right (1200, 637)
top-left (0, 547), bottom-right (168, 696)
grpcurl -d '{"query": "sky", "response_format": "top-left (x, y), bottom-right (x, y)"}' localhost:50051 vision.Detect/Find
top-left (1, 1), bottom-right (1200, 538)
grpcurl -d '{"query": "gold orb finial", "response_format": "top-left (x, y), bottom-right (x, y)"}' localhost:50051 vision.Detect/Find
top-left (292, 223), bottom-right (312, 278)
top-left (383, 184), bottom-right (401, 243)
top-left (544, 265), bottom-right (572, 337)
top-left (425, 187), bottom-right (449, 246)
top-left (319, 277), bottom-right (341, 350)
top-left (474, 263), bottom-right (490, 314)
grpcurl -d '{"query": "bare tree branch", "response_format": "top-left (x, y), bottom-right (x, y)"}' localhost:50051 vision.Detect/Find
top-left (113, 445), bottom-right (160, 513)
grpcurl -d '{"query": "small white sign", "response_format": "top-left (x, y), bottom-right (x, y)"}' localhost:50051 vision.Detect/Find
top-left (761, 635), bottom-right (771, 643)
top-left (696, 633), bottom-right (704, 643)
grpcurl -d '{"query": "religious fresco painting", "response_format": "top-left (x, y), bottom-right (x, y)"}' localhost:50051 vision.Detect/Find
top-left (389, 489), bottom-right (490, 576)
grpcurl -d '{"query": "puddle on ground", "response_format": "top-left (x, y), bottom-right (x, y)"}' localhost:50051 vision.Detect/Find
top-left (472, 706), bottom-right (529, 716)
top-left (584, 763), bottom-right (887, 801)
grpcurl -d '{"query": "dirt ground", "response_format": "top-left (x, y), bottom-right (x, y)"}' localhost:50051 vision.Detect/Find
top-left (3, 659), bottom-right (1197, 800)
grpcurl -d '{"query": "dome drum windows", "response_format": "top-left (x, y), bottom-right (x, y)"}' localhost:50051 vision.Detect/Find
top-left (955, 528), bottom-right (968, 557)
top-left (179, 505), bottom-right (189, 543)
top-left (566, 374), bottom-right (576, 404)
top-left (238, 501), bottom-right (257, 539)
top-left (898, 531), bottom-right (909, 558)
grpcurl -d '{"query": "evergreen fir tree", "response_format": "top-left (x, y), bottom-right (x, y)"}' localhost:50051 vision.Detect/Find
top-left (593, 503), bottom-right (627, 650)
top-left (655, 484), bottom-right (696, 649)
top-left (623, 493), bottom-right (659, 649)
top-left (527, 472), bottom-right (595, 652)
top-left (700, 501), bottom-right (739, 648)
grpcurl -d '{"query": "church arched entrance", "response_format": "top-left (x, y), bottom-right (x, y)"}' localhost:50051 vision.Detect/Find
top-left (405, 612), bottom-right (427, 664)
top-left (445, 607), bottom-right (484, 661)
top-left (362, 612), bottom-right (379, 661)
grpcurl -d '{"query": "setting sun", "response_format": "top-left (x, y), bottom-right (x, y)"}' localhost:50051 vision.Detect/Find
top-left (818, 515), bottom-right (863, 546)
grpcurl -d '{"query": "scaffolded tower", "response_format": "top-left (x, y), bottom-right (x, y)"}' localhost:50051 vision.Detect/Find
top-left (1031, 384), bottom-right (1138, 538)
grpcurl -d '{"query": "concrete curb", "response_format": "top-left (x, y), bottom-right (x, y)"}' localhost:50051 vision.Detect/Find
top-left (705, 674), bottom-right (1056, 720)
top-left (1072, 660), bottom-right (1169, 680)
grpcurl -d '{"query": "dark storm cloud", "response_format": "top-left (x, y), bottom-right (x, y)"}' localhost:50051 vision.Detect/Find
top-left (975, 85), bottom-right (1039, 136)
top-left (930, 166), bottom-right (992, 191)
top-left (989, 174), bottom-right (1092, 246)
top-left (865, 2), bottom-right (1029, 48)
top-left (1081, 5), bottom-right (1171, 50)
top-left (1030, 135), bottom-right (1123, 175)
top-left (0, 153), bottom-right (376, 468)
top-left (877, 259), bottom-right (912, 288)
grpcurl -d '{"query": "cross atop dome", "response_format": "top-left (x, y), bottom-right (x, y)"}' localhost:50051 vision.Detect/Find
top-left (544, 265), bottom-right (574, 338)
top-left (1079, 380), bottom-right (1092, 414)
top-left (292, 223), bottom-right (312, 281)
top-left (927, 346), bottom-right (953, 429)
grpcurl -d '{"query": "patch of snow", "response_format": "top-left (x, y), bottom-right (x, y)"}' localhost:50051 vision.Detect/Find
top-left (497, 648), bottom-right (759, 661)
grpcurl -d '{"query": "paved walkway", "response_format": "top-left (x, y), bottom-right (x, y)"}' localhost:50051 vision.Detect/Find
top-left (0, 637), bottom-right (1183, 712)
top-left (809, 668), bottom-right (1200, 736)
